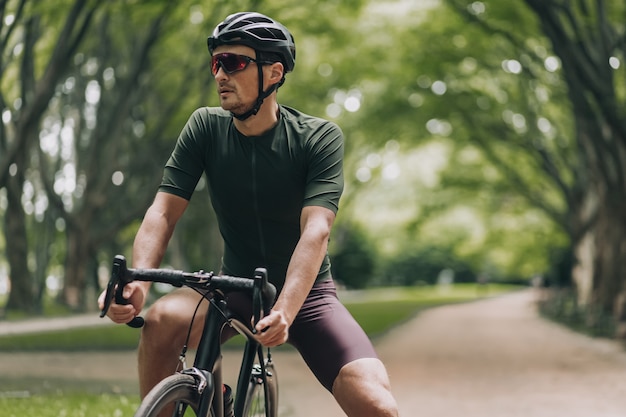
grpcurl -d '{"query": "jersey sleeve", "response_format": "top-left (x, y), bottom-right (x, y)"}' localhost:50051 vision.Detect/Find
top-left (303, 121), bottom-right (344, 213)
top-left (159, 108), bottom-right (210, 200)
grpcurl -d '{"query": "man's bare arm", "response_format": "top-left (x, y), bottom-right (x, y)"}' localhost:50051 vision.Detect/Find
top-left (98, 192), bottom-right (188, 323)
top-left (254, 205), bottom-right (335, 346)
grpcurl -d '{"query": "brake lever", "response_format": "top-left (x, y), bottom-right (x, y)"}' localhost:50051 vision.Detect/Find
top-left (100, 255), bottom-right (124, 318)
top-left (100, 255), bottom-right (144, 328)
top-left (251, 267), bottom-right (268, 334)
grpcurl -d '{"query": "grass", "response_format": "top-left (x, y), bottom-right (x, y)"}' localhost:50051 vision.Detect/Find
top-left (0, 283), bottom-right (521, 415)
top-left (0, 324), bottom-right (141, 352)
top-left (0, 392), bottom-right (139, 417)
top-left (0, 317), bottom-right (237, 352)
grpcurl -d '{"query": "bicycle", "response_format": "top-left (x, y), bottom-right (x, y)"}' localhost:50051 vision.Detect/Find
top-left (100, 254), bottom-right (279, 417)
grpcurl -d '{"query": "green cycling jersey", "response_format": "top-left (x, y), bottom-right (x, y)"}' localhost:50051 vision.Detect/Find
top-left (159, 105), bottom-right (344, 290)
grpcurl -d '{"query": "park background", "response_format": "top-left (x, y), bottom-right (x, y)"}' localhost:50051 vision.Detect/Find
top-left (1, 0), bottom-right (626, 415)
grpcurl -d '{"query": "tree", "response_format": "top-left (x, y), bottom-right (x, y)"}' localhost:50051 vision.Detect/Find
top-left (319, 2), bottom-right (568, 282)
top-left (0, 0), bottom-right (234, 311)
top-left (317, 1), bottom-right (625, 341)
top-left (524, 0), bottom-right (626, 333)
top-left (440, 0), bottom-right (626, 335)
top-left (1, 0), bottom-right (101, 311)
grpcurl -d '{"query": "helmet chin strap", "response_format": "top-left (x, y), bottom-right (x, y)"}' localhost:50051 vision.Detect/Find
top-left (232, 63), bottom-right (282, 121)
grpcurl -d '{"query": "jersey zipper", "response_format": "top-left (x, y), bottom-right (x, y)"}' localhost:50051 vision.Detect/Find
top-left (251, 141), bottom-right (268, 264)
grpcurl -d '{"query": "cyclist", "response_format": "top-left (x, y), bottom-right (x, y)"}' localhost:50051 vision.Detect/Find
top-left (99, 11), bottom-right (399, 416)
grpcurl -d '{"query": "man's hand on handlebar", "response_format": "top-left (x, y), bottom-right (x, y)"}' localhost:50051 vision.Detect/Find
top-left (254, 309), bottom-right (290, 347)
top-left (98, 281), bottom-right (147, 325)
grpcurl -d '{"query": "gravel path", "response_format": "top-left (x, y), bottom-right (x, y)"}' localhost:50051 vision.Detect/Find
top-left (2, 289), bottom-right (626, 416)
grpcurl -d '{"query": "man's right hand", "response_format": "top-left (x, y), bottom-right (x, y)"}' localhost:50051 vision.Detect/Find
top-left (98, 281), bottom-right (147, 324)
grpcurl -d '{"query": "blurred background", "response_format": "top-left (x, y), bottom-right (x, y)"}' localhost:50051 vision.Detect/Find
top-left (2, 0), bottom-right (625, 339)
top-left (0, 0), bottom-right (625, 365)
top-left (2, 1), bottom-right (626, 416)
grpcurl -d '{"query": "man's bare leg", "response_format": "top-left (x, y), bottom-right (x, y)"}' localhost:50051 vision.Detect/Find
top-left (332, 358), bottom-right (399, 417)
top-left (137, 288), bottom-right (208, 398)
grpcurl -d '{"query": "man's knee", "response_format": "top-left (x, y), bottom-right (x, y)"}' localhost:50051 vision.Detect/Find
top-left (332, 358), bottom-right (398, 416)
top-left (141, 290), bottom-right (203, 349)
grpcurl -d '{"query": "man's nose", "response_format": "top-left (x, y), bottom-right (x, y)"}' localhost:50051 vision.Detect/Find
top-left (213, 63), bottom-right (229, 80)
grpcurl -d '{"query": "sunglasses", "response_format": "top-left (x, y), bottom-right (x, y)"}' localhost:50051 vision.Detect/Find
top-left (211, 53), bottom-right (265, 75)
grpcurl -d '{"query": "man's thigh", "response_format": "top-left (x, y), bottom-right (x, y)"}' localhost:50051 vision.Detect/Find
top-left (145, 287), bottom-right (210, 348)
top-left (288, 280), bottom-right (378, 391)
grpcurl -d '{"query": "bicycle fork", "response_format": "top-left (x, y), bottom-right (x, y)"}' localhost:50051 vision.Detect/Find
top-left (233, 339), bottom-right (259, 417)
top-left (192, 298), bottom-right (229, 417)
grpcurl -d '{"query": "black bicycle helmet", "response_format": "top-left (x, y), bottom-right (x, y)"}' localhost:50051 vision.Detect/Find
top-left (207, 12), bottom-right (296, 72)
top-left (207, 12), bottom-right (296, 120)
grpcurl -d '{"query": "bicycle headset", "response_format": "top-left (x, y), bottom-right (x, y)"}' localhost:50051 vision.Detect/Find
top-left (207, 12), bottom-right (297, 121)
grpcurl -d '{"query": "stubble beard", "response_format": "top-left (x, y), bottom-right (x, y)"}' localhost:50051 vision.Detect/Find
top-left (221, 96), bottom-right (256, 118)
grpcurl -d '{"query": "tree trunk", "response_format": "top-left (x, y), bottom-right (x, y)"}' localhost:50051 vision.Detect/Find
top-left (593, 197), bottom-right (626, 316)
top-left (62, 225), bottom-right (91, 310)
top-left (568, 133), bottom-right (626, 337)
top-left (4, 155), bottom-right (35, 313)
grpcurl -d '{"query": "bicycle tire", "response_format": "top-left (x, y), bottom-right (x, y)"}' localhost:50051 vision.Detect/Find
top-left (242, 360), bottom-right (278, 417)
top-left (134, 373), bottom-right (214, 417)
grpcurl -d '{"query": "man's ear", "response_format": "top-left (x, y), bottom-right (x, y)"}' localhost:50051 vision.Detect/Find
top-left (267, 62), bottom-right (285, 85)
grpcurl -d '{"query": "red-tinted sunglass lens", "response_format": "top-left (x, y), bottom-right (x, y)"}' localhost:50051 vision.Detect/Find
top-left (211, 54), bottom-right (250, 75)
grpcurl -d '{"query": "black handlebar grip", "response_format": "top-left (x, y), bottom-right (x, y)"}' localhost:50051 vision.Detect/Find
top-left (114, 276), bottom-right (145, 328)
top-left (126, 316), bottom-right (145, 328)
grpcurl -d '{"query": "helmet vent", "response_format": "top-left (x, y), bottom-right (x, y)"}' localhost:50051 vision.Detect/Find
top-left (251, 27), bottom-right (287, 41)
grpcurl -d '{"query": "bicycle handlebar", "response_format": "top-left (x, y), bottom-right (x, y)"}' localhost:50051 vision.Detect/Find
top-left (100, 255), bottom-right (277, 329)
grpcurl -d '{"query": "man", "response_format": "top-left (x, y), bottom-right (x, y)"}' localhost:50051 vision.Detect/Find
top-left (100, 12), bottom-right (399, 416)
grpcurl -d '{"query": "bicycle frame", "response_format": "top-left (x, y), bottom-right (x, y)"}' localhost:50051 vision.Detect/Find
top-left (191, 291), bottom-right (268, 417)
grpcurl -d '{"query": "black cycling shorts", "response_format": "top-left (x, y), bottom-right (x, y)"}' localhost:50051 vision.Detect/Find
top-left (225, 279), bottom-right (378, 392)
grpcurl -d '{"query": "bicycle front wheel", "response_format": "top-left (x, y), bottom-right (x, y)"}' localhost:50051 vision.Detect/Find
top-left (134, 373), bottom-right (213, 417)
top-left (242, 360), bottom-right (278, 417)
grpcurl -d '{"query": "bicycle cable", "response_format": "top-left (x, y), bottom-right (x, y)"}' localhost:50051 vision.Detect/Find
top-left (177, 288), bottom-right (234, 371)
top-left (177, 288), bottom-right (208, 371)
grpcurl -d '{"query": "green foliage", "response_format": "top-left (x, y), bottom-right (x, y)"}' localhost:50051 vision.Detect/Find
top-left (380, 245), bottom-right (477, 286)
top-left (539, 289), bottom-right (616, 338)
top-left (332, 1), bottom-right (573, 283)
top-left (329, 222), bottom-right (377, 289)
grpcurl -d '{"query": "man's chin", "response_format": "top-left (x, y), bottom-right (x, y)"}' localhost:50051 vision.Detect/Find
top-left (220, 100), bottom-right (237, 111)
top-left (221, 103), bottom-right (254, 117)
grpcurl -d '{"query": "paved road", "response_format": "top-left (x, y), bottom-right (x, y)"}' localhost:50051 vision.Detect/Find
top-left (2, 290), bottom-right (626, 416)
top-left (376, 290), bottom-right (626, 417)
